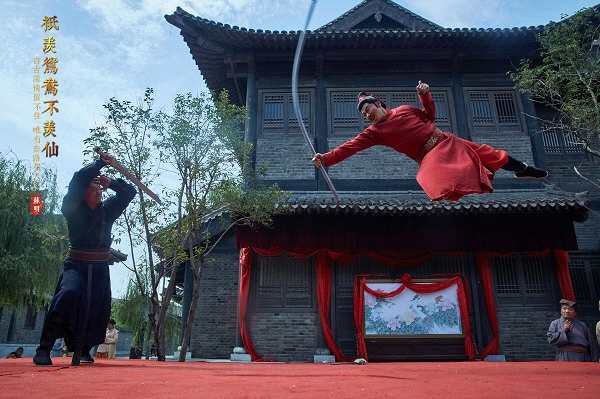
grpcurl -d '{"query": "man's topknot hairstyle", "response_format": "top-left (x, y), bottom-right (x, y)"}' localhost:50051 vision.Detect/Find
top-left (357, 91), bottom-right (387, 113)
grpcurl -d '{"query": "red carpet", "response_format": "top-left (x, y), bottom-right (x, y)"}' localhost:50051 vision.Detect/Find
top-left (1, 358), bottom-right (599, 399)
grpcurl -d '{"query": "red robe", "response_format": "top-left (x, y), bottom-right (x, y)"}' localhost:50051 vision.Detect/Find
top-left (321, 92), bottom-right (509, 201)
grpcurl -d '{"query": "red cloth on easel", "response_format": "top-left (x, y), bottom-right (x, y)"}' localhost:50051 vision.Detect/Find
top-left (321, 92), bottom-right (508, 201)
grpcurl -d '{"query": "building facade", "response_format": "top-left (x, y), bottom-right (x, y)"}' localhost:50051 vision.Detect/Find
top-left (167, 0), bottom-right (600, 361)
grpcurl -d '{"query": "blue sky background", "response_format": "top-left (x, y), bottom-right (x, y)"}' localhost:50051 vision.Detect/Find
top-left (1, 0), bottom-right (597, 297)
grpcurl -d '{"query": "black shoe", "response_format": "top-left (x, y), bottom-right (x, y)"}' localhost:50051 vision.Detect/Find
top-left (71, 351), bottom-right (81, 366)
top-left (80, 350), bottom-right (94, 364)
top-left (33, 348), bottom-right (53, 366)
top-left (514, 164), bottom-right (549, 179)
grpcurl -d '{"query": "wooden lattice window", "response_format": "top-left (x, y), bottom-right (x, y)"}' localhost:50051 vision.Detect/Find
top-left (541, 128), bottom-right (586, 154)
top-left (568, 255), bottom-right (600, 302)
top-left (492, 254), bottom-right (555, 304)
top-left (259, 90), bottom-right (312, 135)
top-left (328, 88), bottom-right (455, 136)
top-left (493, 256), bottom-right (520, 296)
top-left (465, 89), bottom-right (523, 134)
top-left (522, 256), bottom-right (552, 296)
top-left (256, 258), bottom-right (283, 308)
top-left (253, 256), bottom-right (314, 310)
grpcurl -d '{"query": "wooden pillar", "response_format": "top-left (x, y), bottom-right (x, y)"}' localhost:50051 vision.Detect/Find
top-left (451, 54), bottom-right (471, 140)
top-left (244, 55), bottom-right (258, 174)
top-left (315, 53), bottom-right (328, 191)
top-left (519, 93), bottom-right (545, 169)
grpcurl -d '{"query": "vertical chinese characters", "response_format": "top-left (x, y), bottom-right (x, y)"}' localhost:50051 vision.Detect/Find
top-left (31, 15), bottom-right (60, 215)
top-left (41, 15), bottom-right (59, 159)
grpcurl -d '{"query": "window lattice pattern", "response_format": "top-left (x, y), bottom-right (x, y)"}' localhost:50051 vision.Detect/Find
top-left (257, 258), bottom-right (283, 307)
top-left (331, 92), bottom-right (362, 128)
top-left (466, 89), bottom-right (522, 133)
top-left (522, 256), bottom-right (550, 295)
top-left (468, 91), bottom-right (494, 126)
top-left (254, 256), bottom-right (313, 309)
top-left (493, 256), bottom-right (520, 295)
top-left (261, 91), bottom-right (312, 134)
top-left (494, 92), bottom-right (518, 124)
top-left (329, 89), bottom-right (453, 134)
top-left (263, 94), bottom-right (285, 129)
top-left (569, 258), bottom-right (591, 300)
top-left (288, 93), bottom-right (310, 129)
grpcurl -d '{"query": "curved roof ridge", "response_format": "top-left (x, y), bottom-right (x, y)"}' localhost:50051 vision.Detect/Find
top-left (316, 0), bottom-right (443, 32)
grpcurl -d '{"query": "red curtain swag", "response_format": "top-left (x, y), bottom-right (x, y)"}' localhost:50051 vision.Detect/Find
top-left (553, 250), bottom-right (575, 300)
top-left (238, 246), bottom-right (575, 362)
top-left (474, 249), bottom-right (575, 357)
top-left (353, 273), bottom-right (477, 361)
top-left (239, 247), bottom-right (262, 361)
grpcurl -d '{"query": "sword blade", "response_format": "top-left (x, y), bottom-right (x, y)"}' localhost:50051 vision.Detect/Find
top-left (94, 147), bottom-right (163, 205)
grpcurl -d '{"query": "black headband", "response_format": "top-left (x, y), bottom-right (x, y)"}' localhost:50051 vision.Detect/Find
top-left (357, 96), bottom-right (378, 113)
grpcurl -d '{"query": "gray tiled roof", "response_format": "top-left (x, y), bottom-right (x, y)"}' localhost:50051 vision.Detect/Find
top-left (276, 189), bottom-right (588, 219)
top-left (316, 0), bottom-right (443, 31)
top-left (165, 7), bottom-right (543, 47)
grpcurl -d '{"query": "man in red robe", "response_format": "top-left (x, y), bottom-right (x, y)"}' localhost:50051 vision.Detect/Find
top-left (312, 82), bottom-right (548, 201)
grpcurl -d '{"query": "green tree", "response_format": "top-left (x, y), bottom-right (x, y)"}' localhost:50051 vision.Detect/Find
top-left (0, 153), bottom-right (68, 309)
top-left (155, 90), bottom-right (285, 362)
top-left (83, 88), bottom-right (170, 360)
top-left (510, 7), bottom-right (600, 158)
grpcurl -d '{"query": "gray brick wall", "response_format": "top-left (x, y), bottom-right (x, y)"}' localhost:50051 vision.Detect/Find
top-left (0, 306), bottom-right (45, 344)
top-left (326, 137), bottom-right (417, 179)
top-left (496, 307), bottom-right (558, 360)
top-left (574, 211), bottom-right (600, 251)
top-left (189, 235), bottom-right (239, 359)
top-left (468, 133), bottom-right (535, 178)
top-left (256, 135), bottom-right (314, 180)
top-left (543, 155), bottom-right (600, 251)
top-left (249, 312), bottom-right (319, 362)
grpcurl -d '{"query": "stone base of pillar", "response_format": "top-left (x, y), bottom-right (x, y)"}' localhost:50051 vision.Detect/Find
top-left (313, 348), bottom-right (335, 363)
top-left (484, 355), bottom-right (506, 362)
top-left (230, 346), bottom-right (251, 362)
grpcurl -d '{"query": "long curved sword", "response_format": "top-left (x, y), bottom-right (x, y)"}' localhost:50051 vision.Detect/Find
top-left (291, 0), bottom-right (340, 203)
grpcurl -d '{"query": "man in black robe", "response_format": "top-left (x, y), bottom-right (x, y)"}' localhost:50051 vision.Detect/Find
top-left (547, 299), bottom-right (598, 362)
top-left (33, 153), bottom-right (136, 366)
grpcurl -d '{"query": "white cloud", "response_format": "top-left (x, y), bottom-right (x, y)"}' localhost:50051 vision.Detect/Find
top-left (401, 0), bottom-right (507, 28)
top-left (76, 0), bottom-right (307, 67)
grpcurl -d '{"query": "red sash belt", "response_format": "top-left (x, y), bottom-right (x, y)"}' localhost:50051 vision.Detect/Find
top-left (558, 345), bottom-right (588, 353)
top-left (67, 248), bottom-right (111, 263)
top-left (419, 128), bottom-right (444, 161)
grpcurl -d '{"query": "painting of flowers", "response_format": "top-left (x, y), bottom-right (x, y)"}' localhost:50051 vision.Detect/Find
top-left (364, 282), bottom-right (462, 336)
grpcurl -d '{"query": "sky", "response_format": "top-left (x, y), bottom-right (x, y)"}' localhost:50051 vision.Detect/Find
top-left (1, 0), bottom-right (597, 298)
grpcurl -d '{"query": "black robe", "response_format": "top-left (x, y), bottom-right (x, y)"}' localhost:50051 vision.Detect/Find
top-left (43, 159), bottom-right (136, 350)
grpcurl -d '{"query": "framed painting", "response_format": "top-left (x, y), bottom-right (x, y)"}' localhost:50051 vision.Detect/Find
top-left (363, 280), bottom-right (463, 338)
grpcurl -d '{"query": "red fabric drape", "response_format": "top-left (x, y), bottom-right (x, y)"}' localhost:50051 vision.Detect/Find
top-left (554, 250), bottom-right (575, 300)
top-left (316, 253), bottom-right (348, 362)
top-left (239, 244), bottom-right (570, 362)
top-left (476, 253), bottom-right (500, 357)
top-left (239, 248), bottom-right (261, 361)
top-left (353, 273), bottom-right (476, 361)
top-left (474, 250), bottom-right (575, 358)
top-left (238, 247), bottom-right (434, 361)
top-left (353, 276), bottom-right (369, 360)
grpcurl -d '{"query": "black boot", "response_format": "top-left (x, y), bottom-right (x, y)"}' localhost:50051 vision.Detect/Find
top-left (33, 318), bottom-right (57, 366)
top-left (514, 163), bottom-right (549, 179)
top-left (80, 347), bottom-right (94, 364)
top-left (33, 347), bottom-right (53, 366)
top-left (69, 338), bottom-right (82, 366)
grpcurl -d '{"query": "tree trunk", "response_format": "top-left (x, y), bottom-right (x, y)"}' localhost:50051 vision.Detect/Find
top-left (179, 257), bottom-right (203, 362)
top-left (157, 261), bottom-right (179, 361)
